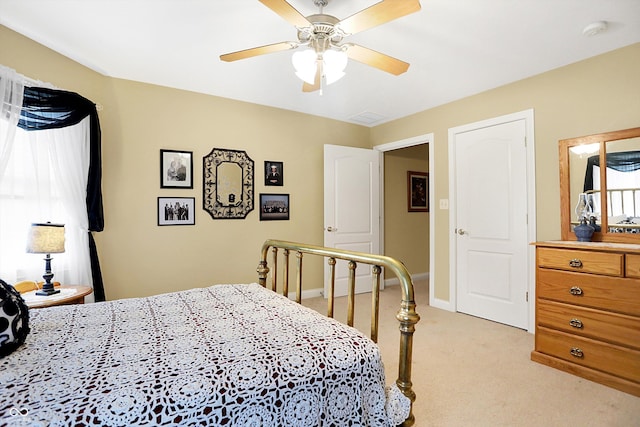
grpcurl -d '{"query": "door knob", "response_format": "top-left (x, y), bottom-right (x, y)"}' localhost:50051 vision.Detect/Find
top-left (326, 226), bottom-right (337, 232)
top-left (457, 229), bottom-right (467, 235)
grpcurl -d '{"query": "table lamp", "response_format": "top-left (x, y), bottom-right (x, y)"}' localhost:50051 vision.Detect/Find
top-left (26, 222), bottom-right (65, 296)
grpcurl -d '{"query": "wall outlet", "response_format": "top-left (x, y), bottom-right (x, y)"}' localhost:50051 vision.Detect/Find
top-left (439, 199), bottom-right (449, 209)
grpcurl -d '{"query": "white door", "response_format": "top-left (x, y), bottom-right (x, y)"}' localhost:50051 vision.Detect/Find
top-left (324, 144), bottom-right (380, 297)
top-left (451, 119), bottom-right (529, 329)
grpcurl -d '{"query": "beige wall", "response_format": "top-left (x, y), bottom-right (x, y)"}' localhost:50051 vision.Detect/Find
top-left (1, 25), bottom-right (370, 300)
top-left (384, 145), bottom-right (429, 275)
top-left (370, 43), bottom-right (640, 301)
top-left (3, 25), bottom-right (639, 302)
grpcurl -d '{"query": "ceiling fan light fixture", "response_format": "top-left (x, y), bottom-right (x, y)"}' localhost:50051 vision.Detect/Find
top-left (292, 49), bottom-right (317, 84)
top-left (323, 49), bottom-right (348, 85)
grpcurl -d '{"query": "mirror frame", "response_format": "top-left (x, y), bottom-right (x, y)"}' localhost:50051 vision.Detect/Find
top-left (560, 127), bottom-right (640, 243)
top-left (203, 148), bottom-right (255, 219)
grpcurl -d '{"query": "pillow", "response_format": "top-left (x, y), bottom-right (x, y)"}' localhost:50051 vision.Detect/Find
top-left (0, 278), bottom-right (30, 357)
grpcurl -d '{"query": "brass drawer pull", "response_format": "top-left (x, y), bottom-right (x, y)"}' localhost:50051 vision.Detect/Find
top-left (569, 286), bottom-right (583, 296)
top-left (569, 258), bottom-right (583, 268)
top-left (570, 347), bottom-right (584, 358)
top-left (569, 318), bottom-right (583, 328)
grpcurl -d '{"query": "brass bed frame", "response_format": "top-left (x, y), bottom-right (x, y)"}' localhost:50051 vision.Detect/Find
top-left (257, 239), bottom-right (421, 427)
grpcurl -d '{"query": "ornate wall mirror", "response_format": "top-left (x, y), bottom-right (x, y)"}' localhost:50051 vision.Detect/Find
top-left (203, 148), bottom-right (254, 219)
top-left (560, 127), bottom-right (640, 243)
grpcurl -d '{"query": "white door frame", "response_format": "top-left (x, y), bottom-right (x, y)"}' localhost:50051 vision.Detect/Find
top-left (448, 109), bottom-right (537, 333)
top-left (373, 133), bottom-right (435, 305)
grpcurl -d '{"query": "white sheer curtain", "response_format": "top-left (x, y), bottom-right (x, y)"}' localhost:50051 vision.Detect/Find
top-left (0, 66), bottom-right (23, 181)
top-left (0, 66), bottom-right (93, 299)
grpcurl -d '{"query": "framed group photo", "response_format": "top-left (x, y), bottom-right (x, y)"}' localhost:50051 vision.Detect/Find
top-left (161, 149), bottom-right (193, 189)
top-left (158, 197), bottom-right (195, 226)
top-left (264, 161), bottom-right (283, 186)
top-left (260, 193), bottom-right (289, 221)
top-left (407, 171), bottom-right (429, 212)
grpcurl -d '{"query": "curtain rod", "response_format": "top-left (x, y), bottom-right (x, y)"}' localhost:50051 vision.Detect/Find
top-left (2, 66), bottom-right (104, 111)
top-left (24, 77), bottom-right (104, 111)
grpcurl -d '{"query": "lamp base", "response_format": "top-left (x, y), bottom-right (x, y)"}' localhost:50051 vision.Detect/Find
top-left (36, 286), bottom-right (60, 296)
top-left (37, 270), bottom-right (60, 296)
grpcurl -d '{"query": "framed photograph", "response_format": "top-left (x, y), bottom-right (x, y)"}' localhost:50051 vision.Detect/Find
top-left (161, 149), bottom-right (193, 188)
top-left (264, 161), bottom-right (284, 186)
top-left (260, 193), bottom-right (290, 221)
top-left (158, 197), bottom-right (195, 226)
top-left (407, 171), bottom-right (429, 212)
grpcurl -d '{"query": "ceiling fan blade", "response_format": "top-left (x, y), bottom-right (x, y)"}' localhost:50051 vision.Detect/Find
top-left (338, 0), bottom-right (421, 35)
top-left (346, 44), bottom-right (409, 75)
top-left (259, 0), bottom-right (311, 28)
top-left (220, 42), bottom-right (297, 62)
top-left (302, 60), bottom-right (322, 92)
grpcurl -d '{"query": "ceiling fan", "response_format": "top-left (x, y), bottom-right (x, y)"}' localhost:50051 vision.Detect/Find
top-left (220, 0), bottom-right (421, 93)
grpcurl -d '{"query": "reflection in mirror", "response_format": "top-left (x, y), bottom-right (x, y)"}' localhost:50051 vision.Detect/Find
top-left (569, 143), bottom-right (600, 226)
top-left (216, 162), bottom-right (242, 206)
top-left (602, 138), bottom-right (640, 233)
top-left (203, 148), bottom-right (254, 219)
top-left (561, 127), bottom-right (640, 243)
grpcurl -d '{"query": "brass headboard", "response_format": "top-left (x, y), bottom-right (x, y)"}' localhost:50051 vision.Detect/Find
top-left (257, 239), bottom-right (420, 427)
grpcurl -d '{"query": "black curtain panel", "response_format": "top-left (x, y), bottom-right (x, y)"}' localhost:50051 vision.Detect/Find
top-left (583, 150), bottom-right (640, 192)
top-left (18, 87), bottom-right (105, 301)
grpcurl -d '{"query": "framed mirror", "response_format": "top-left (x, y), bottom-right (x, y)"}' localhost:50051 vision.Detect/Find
top-left (560, 127), bottom-right (640, 243)
top-left (203, 148), bottom-right (254, 219)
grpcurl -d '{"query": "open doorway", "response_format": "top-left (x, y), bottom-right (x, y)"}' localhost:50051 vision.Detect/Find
top-left (375, 133), bottom-right (434, 303)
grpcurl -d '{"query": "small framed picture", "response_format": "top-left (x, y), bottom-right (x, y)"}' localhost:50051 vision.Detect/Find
top-left (158, 197), bottom-right (195, 226)
top-left (161, 149), bottom-right (193, 188)
top-left (260, 193), bottom-right (290, 221)
top-left (407, 171), bottom-right (429, 212)
top-left (264, 161), bottom-right (284, 186)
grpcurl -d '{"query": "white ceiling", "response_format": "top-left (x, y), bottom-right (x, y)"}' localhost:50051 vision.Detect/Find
top-left (1, 0), bottom-right (639, 126)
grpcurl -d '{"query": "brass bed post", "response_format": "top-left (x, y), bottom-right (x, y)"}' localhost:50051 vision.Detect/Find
top-left (371, 265), bottom-right (381, 343)
top-left (295, 251), bottom-right (303, 303)
top-left (270, 247), bottom-right (278, 292)
top-left (347, 261), bottom-right (356, 327)
top-left (283, 248), bottom-right (290, 297)
top-left (397, 299), bottom-right (418, 427)
top-left (327, 258), bottom-right (336, 318)
top-left (258, 239), bottom-right (420, 427)
top-left (257, 261), bottom-right (269, 287)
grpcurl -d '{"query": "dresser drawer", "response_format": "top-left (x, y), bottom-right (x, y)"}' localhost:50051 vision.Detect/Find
top-left (536, 327), bottom-right (640, 383)
top-left (537, 299), bottom-right (640, 349)
top-left (626, 254), bottom-right (640, 278)
top-left (537, 247), bottom-right (623, 276)
top-left (537, 269), bottom-right (640, 316)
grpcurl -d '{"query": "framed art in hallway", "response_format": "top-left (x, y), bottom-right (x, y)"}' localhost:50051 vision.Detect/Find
top-left (260, 193), bottom-right (289, 221)
top-left (407, 171), bottom-right (429, 212)
top-left (158, 197), bottom-right (195, 226)
top-left (161, 149), bottom-right (193, 188)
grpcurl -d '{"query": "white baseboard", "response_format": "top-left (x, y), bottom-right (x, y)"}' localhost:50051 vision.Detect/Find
top-left (384, 271), bottom-right (429, 287)
top-left (288, 288), bottom-right (323, 300)
top-left (295, 272), bottom-right (430, 300)
top-left (429, 297), bottom-right (455, 311)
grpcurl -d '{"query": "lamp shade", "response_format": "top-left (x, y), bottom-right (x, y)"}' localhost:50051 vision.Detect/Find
top-left (292, 49), bottom-right (317, 84)
top-left (292, 48), bottom-right (348, 86)
top-left (323, 49), bottom-right (347, 85)
top-left (26, 223), bottom-right (65, 254)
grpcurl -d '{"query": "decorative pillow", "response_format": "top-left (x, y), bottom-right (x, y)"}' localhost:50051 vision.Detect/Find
top-left (0, 279), bottom-right (30, 358)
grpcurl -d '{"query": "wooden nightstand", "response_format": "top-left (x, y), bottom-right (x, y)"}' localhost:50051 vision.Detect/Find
top-left (22, 285), bottom-right (93, 309)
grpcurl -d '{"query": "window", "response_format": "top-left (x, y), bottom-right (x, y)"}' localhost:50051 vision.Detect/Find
top-left (0, 67), bottom-right (104, 300)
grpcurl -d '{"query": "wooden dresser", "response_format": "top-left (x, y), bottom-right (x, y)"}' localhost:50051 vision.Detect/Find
top-left (532, 241), bottom-right (640, 396)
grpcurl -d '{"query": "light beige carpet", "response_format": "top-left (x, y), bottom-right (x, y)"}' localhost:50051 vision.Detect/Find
top-left (303, 280), bottom-right (640, 427)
